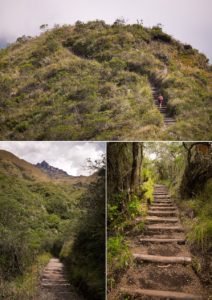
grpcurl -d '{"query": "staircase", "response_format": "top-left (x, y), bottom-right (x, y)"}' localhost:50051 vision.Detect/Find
top-left (39, 258), bottom-right (83, 300)
top-left (152, 87), bottom-right (175, 127)
top-left (118, 185), bottom-right (204, 299)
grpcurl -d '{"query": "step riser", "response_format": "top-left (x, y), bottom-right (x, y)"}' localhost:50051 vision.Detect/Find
top-left (150, 207), bottom-right (176, 210)
top-left (147, 228), bottom-right (184, 233)
top-left (148, 212), bottom-right (177, 217)
top-left (120, 288), bottom-right (202, 299)
top-left (147, 219), bottom-right (178, 224)
top-left (139, 239), bottom-right (185, 244)
top-left (134, 254), bottom-right (191, 264)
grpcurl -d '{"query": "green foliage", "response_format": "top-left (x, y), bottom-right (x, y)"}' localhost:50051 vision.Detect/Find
top-left (141, 167), bottom-right (155, 203)
top-left (126, 194), bottom-right (142, 218)
top-left (151, 26), bottom-right (173, 43)
top-left (181, 180), bottom-right (212, 252)
top-left (0, 253), bottom-right (51, 300)
top-left (0, 167), bottom-right (85, 298)
top-left (107, 236), bottom-right (131, 272)
top-left (61, 164), bottom-right (105, 300)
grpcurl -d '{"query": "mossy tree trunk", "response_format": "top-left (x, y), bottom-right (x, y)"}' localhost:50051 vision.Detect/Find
top-left (180, 143), bottom-right (212, 198)
top-left (107, 142), bottom-right (143, 197)
top-left (130, 143), bottom-right (143, 193)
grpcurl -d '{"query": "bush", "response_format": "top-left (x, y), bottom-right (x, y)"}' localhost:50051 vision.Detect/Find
top-left (107, 235), bottom-right (132, 290)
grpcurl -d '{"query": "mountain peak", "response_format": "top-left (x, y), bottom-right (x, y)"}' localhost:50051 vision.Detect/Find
top-left (36, 161), bottom-right (71, 179)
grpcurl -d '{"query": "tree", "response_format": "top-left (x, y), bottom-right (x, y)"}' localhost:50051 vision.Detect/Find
top-left (180, 143), bottom-right (212, 198)
top-left (40, 24), bottom-right (48, 32)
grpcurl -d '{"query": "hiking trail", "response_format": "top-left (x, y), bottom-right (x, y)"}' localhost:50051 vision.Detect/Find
top-left (152, 86), bottom-right (175, 127)
top-left (38, 258), bottom-right (84, 300)
top-left (110, 185), bottom-right (205, 299)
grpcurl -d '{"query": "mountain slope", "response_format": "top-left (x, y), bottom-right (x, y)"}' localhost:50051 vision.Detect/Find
top-left (0, 150), bottom-right (92, 299)
top-left (0, 20), bottom-right (211, 140)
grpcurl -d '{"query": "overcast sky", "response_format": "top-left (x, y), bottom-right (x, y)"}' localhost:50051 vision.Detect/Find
top-left (0, 0), bottom-right (211, 61)
top-left (0, 142), bottom-right (105, 176)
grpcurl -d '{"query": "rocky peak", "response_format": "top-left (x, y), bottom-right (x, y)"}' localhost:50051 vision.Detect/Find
top-left (36, 160), bottom-right (70, 178)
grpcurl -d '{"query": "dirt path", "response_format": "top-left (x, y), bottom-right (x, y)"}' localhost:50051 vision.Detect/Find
top-left (38, 258), bottom-right (84, 300)
top-left (152, 86), bottom-right (175, 127)
top-left (109, 185), bottom-right (206, 299)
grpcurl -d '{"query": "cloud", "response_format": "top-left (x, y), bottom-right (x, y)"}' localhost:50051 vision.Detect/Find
top-left (0, 0), bottom-right (211, 60)
top-left (0, 141), bottom-right (106, 176)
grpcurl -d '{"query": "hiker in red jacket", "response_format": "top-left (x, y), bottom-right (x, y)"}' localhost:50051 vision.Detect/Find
top-left (158, 95), bottom-right (164, 108)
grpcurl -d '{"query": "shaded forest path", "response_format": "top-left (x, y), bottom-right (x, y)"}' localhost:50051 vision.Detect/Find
top-left (152, 86), bottom-right (175, 127)
top-left (117, 185), bottom-right (205, 299)
top-left (38, 258), bottom-right (84, 300)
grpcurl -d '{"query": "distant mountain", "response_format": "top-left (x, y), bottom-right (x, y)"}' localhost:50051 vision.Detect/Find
top-left (36, 160), bottom-right (71, 179)
top-left (0, 37), bottom-right (8, 48)
top-left (0, 150), bottom-right (96, 185)
top-left (0, 20), bottom-right (211, 140)
top-left (0, 149), bottom-right (50, 181)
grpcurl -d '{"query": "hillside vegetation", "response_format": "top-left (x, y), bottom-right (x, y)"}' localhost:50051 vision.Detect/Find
top-left (0, 150), bottom-right (105, 299)
top-left (0, 20), bottom-right (211, 140)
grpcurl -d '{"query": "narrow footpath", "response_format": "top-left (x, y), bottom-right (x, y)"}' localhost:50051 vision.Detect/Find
top-left (115, 185), bottom-right (205, 299)
top-left (152, 87), bottom-right (175, 127)
top-left (38, 258), bottom-right (84, 300)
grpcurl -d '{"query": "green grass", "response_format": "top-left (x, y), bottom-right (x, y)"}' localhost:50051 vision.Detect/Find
top-left (107, 235), bottom-right (132, 290)
top-left (178, 179), bottom-right (212, 252)
top-left (0, 21), bottom-right (211, 140)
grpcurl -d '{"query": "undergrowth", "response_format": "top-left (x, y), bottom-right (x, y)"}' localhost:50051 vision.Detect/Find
top-left (0, 253), bottom-right (51, 300)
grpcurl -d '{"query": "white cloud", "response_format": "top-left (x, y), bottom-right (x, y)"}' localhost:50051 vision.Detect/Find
top-left (0, 141), bottom-right (106, 176)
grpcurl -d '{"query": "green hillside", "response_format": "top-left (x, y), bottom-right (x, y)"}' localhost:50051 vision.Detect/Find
top-left (0, 20), bottom-right (211, 140)
top-left (0, 150), bottom-right (105, 299)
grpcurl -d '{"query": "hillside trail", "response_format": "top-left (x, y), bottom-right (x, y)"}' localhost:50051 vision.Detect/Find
top-left (152, 86), bottom-right (175, 127)
top-left (110, 185), bottom-right (206, 299)
top-left (38, 258), bottom-right (84, 300)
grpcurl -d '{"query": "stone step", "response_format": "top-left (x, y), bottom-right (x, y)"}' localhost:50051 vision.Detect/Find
top-left (147, 225), bottom-right (184, 232)
top-left (133, 254), bottom-right (191, 264)
top-left (139, 237), bottom-right (186, 244)
top-left (120, 288), bottom-right (202, 299)
top-left (146, 216), bottom-right (179, 223)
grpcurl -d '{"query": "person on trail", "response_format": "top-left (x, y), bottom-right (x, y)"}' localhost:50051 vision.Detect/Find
top-left (158, 95), bottom-right (164, 108)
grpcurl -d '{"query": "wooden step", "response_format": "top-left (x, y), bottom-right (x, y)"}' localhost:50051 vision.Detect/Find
top-left (150, 206), bottom-right (176, 210)
top-left (146, 216), bottom-right (178, 223)
top-left (154, 201), bottom-right (173, 204)
top-left (139, 237), bottom-right (186, 244)
top-left (148, 210), bottom-right (177, 216)
top-left (120, 288), bottom-right (202, 299)
top-left (147, 225), bottom-right (184, 231)
top-left (42, 283), bottom-right (71, 287)
top-left (151, 203), bottom-right (174, 206)
top-left (154, 194), bottom-right (169, 196)
top-left (133, 254), bottom-right (191, 264)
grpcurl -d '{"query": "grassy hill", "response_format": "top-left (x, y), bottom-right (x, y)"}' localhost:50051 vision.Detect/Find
top-left (0, 20), bottom-right (211, 140)
top-left (0, 150), bottom-right (105, 299)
